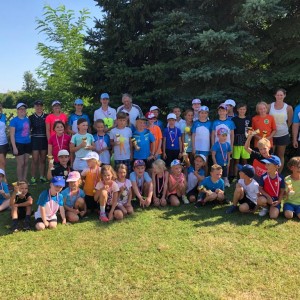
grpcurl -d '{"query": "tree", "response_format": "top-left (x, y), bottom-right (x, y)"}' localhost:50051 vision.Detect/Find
top-left (36, 5), bottom-right (90, 108)
top-left (22, 71), bottom-right (39, 93)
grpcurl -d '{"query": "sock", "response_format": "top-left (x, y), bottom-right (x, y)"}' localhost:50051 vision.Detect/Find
top-left (100, 206), bottom-right (105, 214)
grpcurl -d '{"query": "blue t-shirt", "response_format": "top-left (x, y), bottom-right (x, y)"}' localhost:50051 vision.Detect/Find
top-left (200, 176), bottom-right (224, 192)
top-left (212, 141), bottom-right (232, 166)
top-left (293, 105), bottom-right (300, 141)
top-left (163, 127), bottom-right (182, 150)
top-left (132, 129), bottom-right (155, 159)
top-left (68, 113), bottom-right (91, 133)
top-left (9, 117), bottom-right (31, 144)
top-left (0, 182), bottom-right (9, 204)
top-left (130, 171), bottom-right (152, 187)
top-left (61, 187), bottom-right (85, 207)
top-left (212, 119), bottom-right (235, 144)
top-left (192, 120), bottom-right (212, 152)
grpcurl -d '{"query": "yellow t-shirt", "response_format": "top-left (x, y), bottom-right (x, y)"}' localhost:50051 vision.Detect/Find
top-left (285, 175), bottom-right (300, 205)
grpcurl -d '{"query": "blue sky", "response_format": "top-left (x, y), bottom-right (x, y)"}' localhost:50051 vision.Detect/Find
top-left (0, 0), bottom-right (101, 92)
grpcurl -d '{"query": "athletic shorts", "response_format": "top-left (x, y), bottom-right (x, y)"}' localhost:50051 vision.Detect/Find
top-left (85, 195), bottom-right (98, 211)
top-left (232, 145), bottom-right (250, 160)
top-left (260, 195), bottom-right (281, 210)
top-left (0, 143), bottom-right (9, 154)
top-left (35, 217), bottom-right (57, 224)
top-left (31, 136), bottom-right (48, 151)
top-left (17, 207), bottom-right (26, 220)
top-left (167, 193), bottom-right (182, 204)
top-left (273, 134), bottom-right (290, 146)
top-left (283, 203), bottom-right (300, 215)
top-left (187, 186), bottom-right (198, 199)
top-left (238, 195), bottom-right (256, 210)
top-left (15, 142), bottom-right (31, 156)
top-left (165, 149), bottom-right (180, 167)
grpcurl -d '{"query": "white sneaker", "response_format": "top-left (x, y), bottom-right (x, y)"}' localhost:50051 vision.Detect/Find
top-left (182, 195), bottom-right (189, 204)
top-left (224, 178), bottom-right (230, 187)
top-left (259, 207), bottom-right (268, 217)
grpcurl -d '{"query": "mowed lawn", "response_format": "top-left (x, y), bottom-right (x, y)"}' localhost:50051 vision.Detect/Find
top-left (1, 156), bottom-right (300, 300)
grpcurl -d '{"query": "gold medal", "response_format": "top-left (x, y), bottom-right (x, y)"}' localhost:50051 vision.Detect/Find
top-left (171, 144), bottom-right (174, 147)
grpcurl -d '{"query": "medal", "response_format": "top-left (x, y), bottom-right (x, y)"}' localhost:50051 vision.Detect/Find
top-left (218, 141), bottom-right (228, 166)
top-left (168, 127), bottom-right (177, 148)
top-left (171, 144), bottom-right (174, 147)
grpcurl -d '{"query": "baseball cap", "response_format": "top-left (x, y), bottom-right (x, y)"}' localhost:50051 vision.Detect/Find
top-left (80, 151), bottom-right (99, 161)
top-left (170, 159), bottom-right (181, 167)
top-left (167, 113), bottom-right (176, 120)
top-left (134, 160), bottom-right (145, 167)
top-left (74, 98), bottom-right (84, 105)
top-left (136, 116), bottom-right (147, 121)
top-left (121, 109), bottom-right (129, 115)
top-left (100, 93), bottom-right (110, 99)
top-left (218, 103), bottom-right (227, 110)
top-left (51, 176), bottom-right (65, 187)
top-left (52, 100), bottom-right (61, 106)
top-left (192, 99), bottom-right (201, 104)
top-left (58, 150), bottom-right (70, 157)
top-left (66, 171), bottom-right (81, 182)
top-left (34, 100), bottom-right (43, 106)
top-left (199, 106), bottom-right (209, 112)
top-left (261, 155), bottom-right (281, 167)
top-left (217, 128), bottom-right (228, 136)
top-left (145, 112), bottom-right (156, 119)
top-left (238, 164), bottom-right (255, 178)
top-left (0, 168), bottom-right (5, 176)
top-left (224, 99), bottom-right (236, 107)
top-left (195, 154), bottom-right (207, 162)
top-left (16, 103), bottom-right (27, 109)
top-left (150, 106), bottom-right (159, 111)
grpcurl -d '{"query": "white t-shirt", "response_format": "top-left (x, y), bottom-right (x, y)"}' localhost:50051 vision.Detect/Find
top-left (116, 179), bottom-right (132, 205)
top-left (238, 178), bottom-right (259, 204)
top-left (110, 127), bottom-right (132, 160)
top-left (117, 104), bottom-right (142, 126)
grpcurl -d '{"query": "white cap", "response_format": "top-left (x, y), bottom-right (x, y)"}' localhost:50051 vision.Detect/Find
top-left (150, 106), bottom-right (159, 111)
top-left (167, 113), bottom-right (176, 120)
top-left (81, 151), bottom-right (99, 161)
top-left (58, 150), bottom-right (70, 156)
top-left (192, 99), bottom-right (201, 104)
top-left (199, 106), bottom-right (209, 112)
top-left (0, 168), bottom-right (5, 176)
top-left (52, 100), bottom-right (61, 106)
top-left (16, 103), bottom-right (27, 109)
top-left (195, 154), bottom-right (207, 162)
top-left (224, 99), bottom-right (236, 107)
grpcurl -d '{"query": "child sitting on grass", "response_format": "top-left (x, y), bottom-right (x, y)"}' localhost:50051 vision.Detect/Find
top-left (196, 164), bottom-right (224, 206)
top-left (257, 155), bottom-right (285, 218)
top-left (283, 157), bottom-right (300, 220)
top-left (130, 160), bottom-right (153, 208)
top-left (34, 176), bottom-right (66, 231)
top-left (61, 171), bottom-right (86, 223)
top-left (10, 181), bottom-right (33, 232)
top-left (0, 169), bottom-right (10, 212)
top-left (226, 164), bottom-right (259, 214)
top-left (152, 159), bottom-right (169, 207)
top-left (168, 159), bottom-right (188, 205)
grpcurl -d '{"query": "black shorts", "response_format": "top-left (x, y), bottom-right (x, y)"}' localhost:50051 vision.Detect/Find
top-left (273, 134), bottom-right (290, 146)
top-left (0, 143), bottom-right (9, 155)
top-left (187, 186), bottom-right (198, 199)
top-left (238, 196), bottom-right (256, 210)
top-left (85, 195), bottom-right (98, 210)
top-left (165, 149), bottom-right (180, 167)
top-left (105, 205), bottom-right (120, 214)
top-left (35, 217), bottom-right (57, 224)
top-left (31, 136), bottom-right (48, 151)
top-left (17, 207), bottom-right (26, 220)
top-left (15, 142), bottom-right (31, 156)
top-left (167, 193), bottom-right (182, 203)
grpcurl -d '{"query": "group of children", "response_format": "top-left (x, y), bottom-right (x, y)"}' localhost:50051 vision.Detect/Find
top-left (1, 95), bottom-right (300, 233)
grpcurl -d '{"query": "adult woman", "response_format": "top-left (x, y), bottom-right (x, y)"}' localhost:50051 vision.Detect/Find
top-left (9, 103), bottom-right (31, 181)
top-left (268, 88), bottom-right (293, 172)
top-left (0, 103), bottom-right (9, 171)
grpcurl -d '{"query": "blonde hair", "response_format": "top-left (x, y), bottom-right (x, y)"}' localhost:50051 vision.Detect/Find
top-left (152, 159), bottom-right (167, 172)
top-left (287, 156), bottom-right (300, 169)
top-left (17, 180), bottom-right (28, 187)
top-left (88, 158), bottom-right (101, 167)
top-left (211, 164), bottom-right (222, 172)
top-left (101, 165), bottom-right (117, 180)
top-left (257, 138), bottom-right (271, 148)
top-left (256, 101), bottom-right (268, 114)
top-left (116, 163), bottom-right (128, 174)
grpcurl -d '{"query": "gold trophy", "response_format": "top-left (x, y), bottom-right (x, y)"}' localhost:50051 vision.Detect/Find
top-left (131, 138), bottom-right (140, 151)
top-left (183, 142), bottom-right (189, 162)
top-left (82, 136), bottom-right (89, 149)
top-left (285, 179), bottom-right (295, 196)
top-left (115, 133), bottom-right (120, 145)
top-left (12, 182), bottom-right (21, 195)
top-left (198, 185), bottom-right (212, 195)
top-left (47, 155), bottom-right (55, 170)
top-left (245, 127), bottom-right (260, 138)
top-left (262, 130), bottom-right (268, 138)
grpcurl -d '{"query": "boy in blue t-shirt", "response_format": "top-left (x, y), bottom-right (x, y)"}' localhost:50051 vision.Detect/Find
top-left (196, 164), bottom-right (225, 206)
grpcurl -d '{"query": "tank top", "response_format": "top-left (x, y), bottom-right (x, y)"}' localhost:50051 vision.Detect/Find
top-left (269, 102), bottom-right (289, 137)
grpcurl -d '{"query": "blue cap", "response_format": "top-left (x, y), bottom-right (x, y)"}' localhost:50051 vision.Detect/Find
top-left (51, 176), bottom-right (65, 187)
top-left (100, 93), bottom-right (110, 99)
top-left (261, 155), bottom-right (281, 167)
top-left (217, 128), bottom-right (228, 136)
top-left (170, 159), bottom-right (181, 167)
top-left (74, 98), bottom-right (84, 105)
top-left (238, 164), bottom-right (255, 178)
top-left (199, 105), bottom-right (209, 112)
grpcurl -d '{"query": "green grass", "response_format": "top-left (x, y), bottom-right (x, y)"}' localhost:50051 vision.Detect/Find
top-left (1, 157), bottom-right (300, 299)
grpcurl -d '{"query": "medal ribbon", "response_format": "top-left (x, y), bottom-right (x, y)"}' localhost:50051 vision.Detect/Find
top-left (168, 127), bottom-right (177, 146)
top-left (48, 190), bottom-right (59, 218)
top-left (97, 135), bottom-right (104, 151)
top-left (55, 134), bottom-right (64, 151)
top-left (218, 142), bottom-right (228, 165)
top-left (156, 172), bottom-right (165, 194)
top-left (267, 174), bottom-right (279, 197)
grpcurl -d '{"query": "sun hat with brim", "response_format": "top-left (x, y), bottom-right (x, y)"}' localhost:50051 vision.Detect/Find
top-left (217, 128), bottom-right (228, 136)
top-left (16, 103), bottom-right (27, 109)
top-left (0, 168), bottom-right (5, 176)
top-left (150, 106), bottom-right (159, 111)
top-left (224, 99), bottom-right (236, 107)
top-left (51, 176), bottom-right (65, 187)
top-left (80, 151), bottom-right (99, 161)
top-left (66, 171), bottom-right (81, 182)
top-left (261, 155), bottom-right (281, 167)
top-left (52, 100), bottom-right (61, 106)
top-left (167, 113), bottom-right (176, 120)
top-left (170, 159), bottom-right (181, 167)
top-left (133, 160), bottom-right (145, 167)
top-left (58, 150), bottom-right (70, 157)
top-left (238, 164), bottom-right (255, 178)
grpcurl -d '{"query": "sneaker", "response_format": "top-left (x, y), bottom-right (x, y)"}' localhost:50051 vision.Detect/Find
top-left (224, 178), bottom-right (230, 188)
top-left (23, 222), bottom-right (31, 231)
top-left (40, 176), bottom-right (47, 183)
top-left (259, 207), bottom-right (269, 217)
top-left (226, 205), bottom-right (238, 214)
top-left (99, 213), bottom-right (109, 222)
top-left (10, 224), bottom-right (19, 233)
top-left (30, 177), bottom-right (37, 185)
top-left (195, 199), bottom-right (205, 208)
top-left (182, 195), bottom-right (189, 204)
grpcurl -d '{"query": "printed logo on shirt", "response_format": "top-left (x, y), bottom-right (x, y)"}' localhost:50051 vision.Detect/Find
top-left (264, 119), bottom-right (269, 124)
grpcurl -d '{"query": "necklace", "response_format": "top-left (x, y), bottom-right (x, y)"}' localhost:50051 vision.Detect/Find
top-left (156, 172), bottom-right (165, 194)
top-left (267, 174), bottom-right (279, 197)
top-left (55, 134), bottom-right (64, 151)
top-left (168, 127), bottom-right (177, 147)
top-left (218, 141), bottom-right (228, 166)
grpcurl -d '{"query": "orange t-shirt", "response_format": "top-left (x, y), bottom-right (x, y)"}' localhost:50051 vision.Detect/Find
top-left (149, 125), bottom-right (162, 155)
top-left (252, 115), bottom-right (276, 148)
top-left (81, 167), bottom-right (101, 196)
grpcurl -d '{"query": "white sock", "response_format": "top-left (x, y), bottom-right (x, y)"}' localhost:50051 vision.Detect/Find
top-left (100, 206), bottom-right (105, 213)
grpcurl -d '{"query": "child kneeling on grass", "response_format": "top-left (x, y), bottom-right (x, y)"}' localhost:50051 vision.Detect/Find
top-left (94, 165), bottom-right (120, 222)
top-left (284, 157), bottom-right (300, 220)
top-left (61, 171), bottom-right (87, 223)
top-left (10, 181), bottom-right (33, 232)
top-left (257, 155), bottom-right (285, 218)
top-left (196, 164), bottom-right (224, 206)
top-left (152, 159), bottom-right (169, 207)
top-left (130, 160), bottom-right (153, 208)
top-left (226, 164), bottom-right (259, 214)
top-left (0, 169), bottom-right (10, 212)
top-left (35, 176), bottom-right (66, 231)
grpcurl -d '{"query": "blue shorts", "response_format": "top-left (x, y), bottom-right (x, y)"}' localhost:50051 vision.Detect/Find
top-left (283, 203), bottom-right (300, 215)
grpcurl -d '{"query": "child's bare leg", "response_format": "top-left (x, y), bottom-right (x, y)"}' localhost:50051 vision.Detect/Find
top-left (269, 206), bottom-right (280, 219)
top-left (203, 192), bottom-right (218, 203)
top-left (169, 195), bottom-right (180, 206)
top-left (239, 203), bottom-right (250, 213)
top-left (48, 221), bottom-right (57, 229)
top-left (189, 195), bottom-right (196, 203)
top-left (35, 222), bottom-right (46, 231)
top-left (142, 182), bottom-right (152, 207)
top-left (66, 211), bottom-right (79, 223)
top-left (0, 199), bottom-right (10, 211)
top-left (124, 204), bottom-right (134, 214)
top-left (232, 187), bottom-right (244, 205)
top-left (257, 196), bottom-right (267, 208)
top-left (75, 197), bottom-right (86, 217)
top-left (114, 209), bottom-right (124, 220)
top-left (216, 193), bottom-right (225, 202)
top-left (284, 210), bottom-right (293, 219)
top-left (160, 198), bottom-right (167, 207)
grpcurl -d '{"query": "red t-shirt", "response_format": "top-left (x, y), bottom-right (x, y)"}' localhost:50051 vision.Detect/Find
top-left (48, 133), bottom-right (71, 162)
top-left (45, 113), bottom-right (68, 137)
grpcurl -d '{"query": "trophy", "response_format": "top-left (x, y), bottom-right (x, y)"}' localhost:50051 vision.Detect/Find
top-left (115, 133), bottom-right (120, 145)
top-left (12, 182), bottom-right (21, 195)
top-left (198, 185), bottom-right (212, 195)
top-left (285, 179), bottom-right (295, 196)
top-left (131, 138), bottom-right (140, 151)
top-left (245, 127), bottom-right (260, 138)
top-left (47, 155), bottom-right (55, 170)
top-left (82, 136), bottom-right (89, 149)
top-left (262, 130), bottom-right (268, 138)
